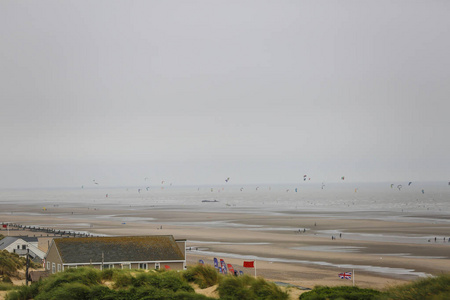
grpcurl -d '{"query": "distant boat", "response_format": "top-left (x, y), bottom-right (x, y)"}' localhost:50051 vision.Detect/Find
top-left (202, 200), bottom-right (219, 203)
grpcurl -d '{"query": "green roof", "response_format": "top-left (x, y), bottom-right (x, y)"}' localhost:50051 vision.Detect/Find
top-left (54, 235), bottom-right (184, 264)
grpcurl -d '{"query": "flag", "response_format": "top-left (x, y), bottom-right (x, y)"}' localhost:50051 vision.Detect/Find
top-left (239, 270), bottom-right (244, 276)
top-left (227, 264), bottom-right (235, 275)
top-left (198, 259), bottom-right (204, 265)
top-left (243, 261), bottom-right (254, 268)
top-left (220, 259), bottom-right (228, 275)
top-left (339, 272), bottom-right (352, 279)
top-left (2, 224), bottom-right (7, 228)
top-left (164, 265), bottom-right (170, 270)
top-left (213, 258), bottom-right (219, 269)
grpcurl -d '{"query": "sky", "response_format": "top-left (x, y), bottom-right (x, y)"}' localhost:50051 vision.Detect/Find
top-left (1, 0), bottom-right (449, 189)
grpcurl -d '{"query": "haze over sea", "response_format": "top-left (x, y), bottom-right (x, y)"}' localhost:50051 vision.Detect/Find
top-left (2, 181), bottom-right (449, 243)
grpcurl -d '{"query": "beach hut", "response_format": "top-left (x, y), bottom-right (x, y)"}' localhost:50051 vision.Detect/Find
top-left (44, 235), bottom-right (186, 273)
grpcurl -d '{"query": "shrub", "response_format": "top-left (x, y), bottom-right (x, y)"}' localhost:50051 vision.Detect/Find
top-left (90, 285), bottom-right (118, 299)
top-left (184, 264), bottom-right (219, 288)
top-left (0, 282), bottom-right (14, 291)
top-left (217, 275), bottom-right (254, 300)
top-left (113, 272), bottom-right (134, 289)
top-left (37, 267), bottom-right (101, 294)
top-left (2, 276), bottom-right (13, 284)
top-left (381, 274), bottom-right (450, 300)
top-left (251, 277), bottom-right (289, 300)
top-left (100, 268), bottom-right (127, 281)
top-left (0, 250), bottom-right (25, 276)
top-left (131, 271), bottom-right (193, 293)
top-left (35, 282), bottom-right (91, 300)
top-left (299, 286), bottom-right (381, 300)
top-left (217, 275), bottom-right (289, 300)
top-left (5, 285), bottom-right (35, 300)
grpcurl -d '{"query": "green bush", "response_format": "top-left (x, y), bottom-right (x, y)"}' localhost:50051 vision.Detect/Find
top-left (37, 267), bottom-right (101, 293)
top-left (113, 272), bottom-right (134, 288)
top-left (0, 250), bottom-right (24, 277)
top-left (2, 276), bottom-right (13, 284)
top-left (299, 286), bottom-right (382, 300)
top-left (184, 264), bottom-right (219, 288)
top-left (131, 271), bottom-right (193, 293)
top-left (381, 274), bottom-right (450, 300)
top-left (217, 274), bottom-right (289, 300)
top-left (35, 282), bottom-right (91, 300)
top-left (5, 285), bottom-right (35, 300)
top-left (251, 277), bottom-right (289, 300)
top-left (100, 268), bottom-right (129, 281)
top-left (0, 281), bottom-right (14, 291)
top-left (89, 285), bottom-right (118, 299)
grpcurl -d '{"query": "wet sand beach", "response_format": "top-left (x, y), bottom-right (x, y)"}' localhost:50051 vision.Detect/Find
top-left (2, 200), bottom-right (450, 291)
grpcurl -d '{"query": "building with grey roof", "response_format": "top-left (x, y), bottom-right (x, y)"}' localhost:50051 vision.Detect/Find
top-left (44, 235), bottom-right (186, 273)
top-left (0, 236), bottom-right (46, 262)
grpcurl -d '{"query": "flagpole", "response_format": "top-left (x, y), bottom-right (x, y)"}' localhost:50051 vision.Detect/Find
top-left (353, 269), bottom-right (355, 287)
top-left (254, 260), bottom-right (257, 278)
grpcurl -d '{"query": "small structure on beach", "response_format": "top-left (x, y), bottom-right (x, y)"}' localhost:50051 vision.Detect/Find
top-left (44, 235), bottom-right (186, 274)
top-left (0, 236), bottom-right (46, 262)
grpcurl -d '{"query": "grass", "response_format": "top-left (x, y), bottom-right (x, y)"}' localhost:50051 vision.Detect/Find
top-left (7, 264), bottom-right (448, 300)
top-left (380, 274), bottom-right (450, 300)
top-left (217, 274), bottom-right (289, 300)
top-left (0, 282), bottom-right (15, 291)
top-left (299, 274), bottom-right (450, 300)
top-left (183, 264), bottom-right (220, 288)
top-left (299, 286), bottom-right (381, 300)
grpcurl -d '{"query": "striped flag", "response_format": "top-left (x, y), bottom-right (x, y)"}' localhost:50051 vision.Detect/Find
top-left (220, 259), bottom-right (228, 274)
top-left (339, 272), bottom-right (352, 279)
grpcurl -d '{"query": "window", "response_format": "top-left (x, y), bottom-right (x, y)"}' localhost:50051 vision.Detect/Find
top-left (17, 245), bottom-right (20, 249)
top-left (103, 264), bottom-right (114, 270)
top-left (47, 262), bottom-right (50, 270)
top-left (52, 263), bottom-right (56, 274)
top-left (139, 263), bottom-right (147, 270)
top-left (22, 245), bottom-right (26, 250)
top-left (155, 263), bottom-right (160, 270)
top-left (57, 264), bottom-right (61, 272)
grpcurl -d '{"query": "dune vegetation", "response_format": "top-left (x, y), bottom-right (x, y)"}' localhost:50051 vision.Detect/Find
top-left (299, 274), bottom-right (450, 300)
top-left (4, 265), bottom-right (290, 300)
top-left (2, 252), bottom-right (450, 300)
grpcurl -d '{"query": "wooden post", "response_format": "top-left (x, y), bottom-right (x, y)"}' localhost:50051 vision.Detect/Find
top-left (353, 269), bottom-right (355, 287)
top-left (25, 249), bottom-right (30, 286)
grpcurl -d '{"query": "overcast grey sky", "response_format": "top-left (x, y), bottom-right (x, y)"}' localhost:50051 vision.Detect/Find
top-left (1, 0), bottom-right (449, 188)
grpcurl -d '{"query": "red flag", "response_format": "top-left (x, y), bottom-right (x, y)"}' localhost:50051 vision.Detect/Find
top-left (243, 261), bottom-right (254, 268)
top-left (2, 224), bottom-right (7, 228)
top-left (164, 265), bottom-right (170, 270)
top-left (227, 264), bottom-right (235, 274)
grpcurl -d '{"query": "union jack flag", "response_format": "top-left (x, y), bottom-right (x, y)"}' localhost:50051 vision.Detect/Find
top-left (339, 272), bottom-right (352, 279)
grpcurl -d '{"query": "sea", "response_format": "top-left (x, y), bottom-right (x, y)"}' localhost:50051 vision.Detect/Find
top-left (1, 181), bottom-right (449, 236)
top-left (1, 181), bottom-right (448, 214)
